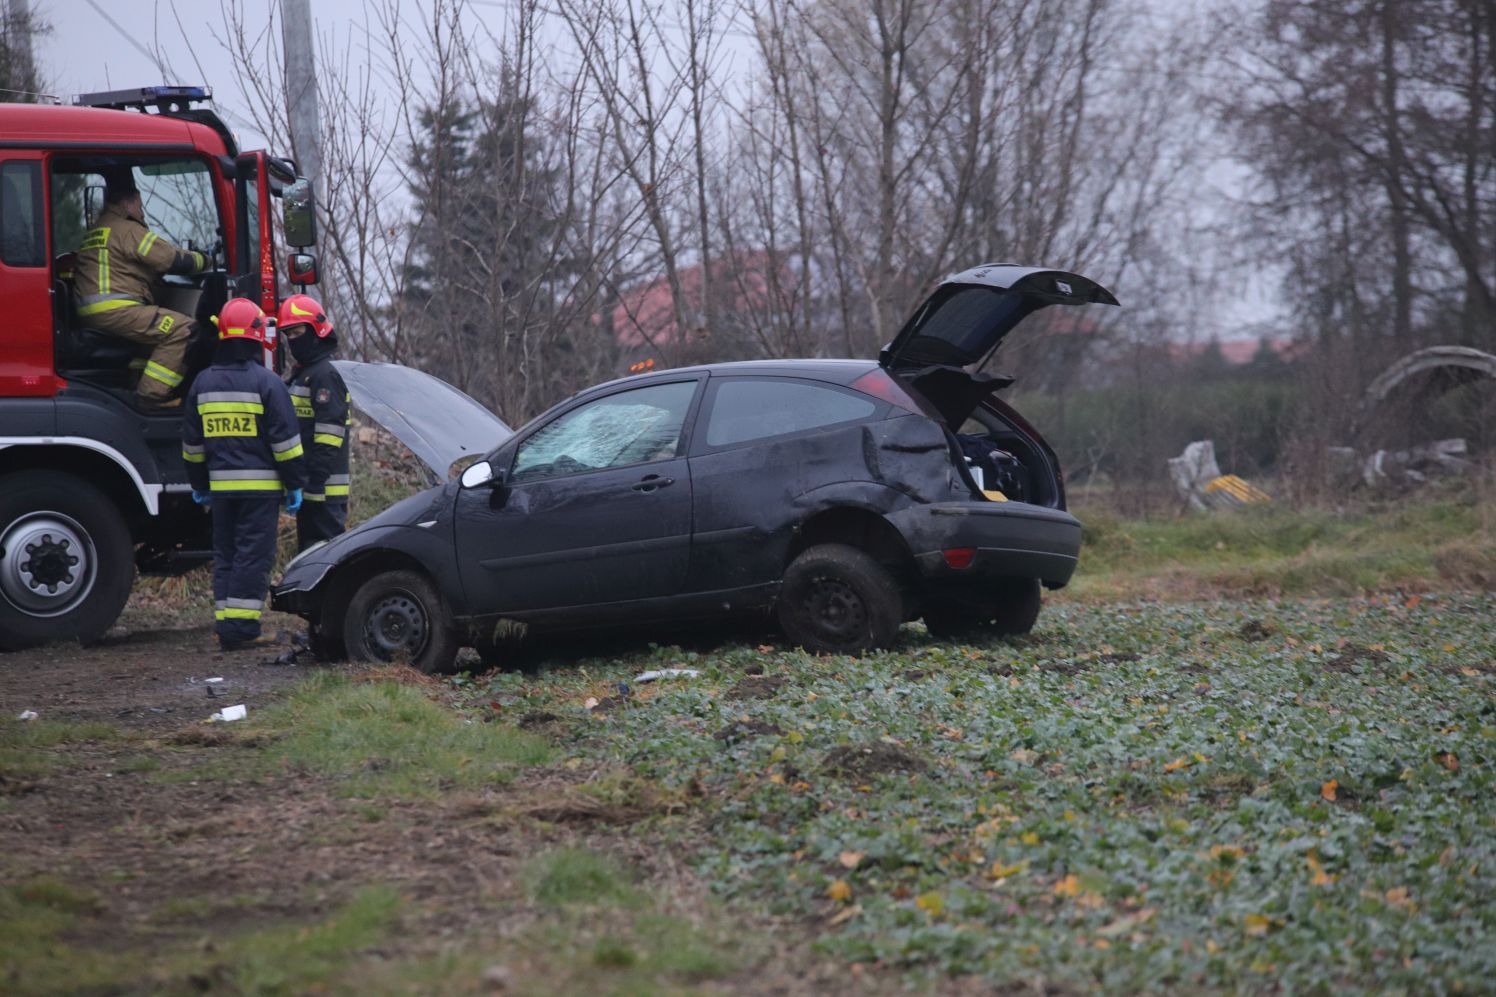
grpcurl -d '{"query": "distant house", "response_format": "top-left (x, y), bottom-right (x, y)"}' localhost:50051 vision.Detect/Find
top-left (610, 251), bottom-right (796, 359)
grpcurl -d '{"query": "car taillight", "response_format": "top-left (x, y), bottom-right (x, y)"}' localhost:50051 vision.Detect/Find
top-left (942, 547), bottom-right (976, 569)
top-left (851, 369), bottom-right (929, 416)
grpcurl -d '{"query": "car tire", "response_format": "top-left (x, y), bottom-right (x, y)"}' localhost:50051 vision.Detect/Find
top-left (342, 569), bottom-right (459, 673)
top-left (0, 472), bottom-right (134, 651)
top-left (777, 543), bottom-right (902, 655)
top-left (923, 577), bottom-right (1042, 640)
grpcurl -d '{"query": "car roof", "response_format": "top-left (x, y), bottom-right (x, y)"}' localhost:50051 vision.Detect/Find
top-left (585, 358), bottom-right (880, 397)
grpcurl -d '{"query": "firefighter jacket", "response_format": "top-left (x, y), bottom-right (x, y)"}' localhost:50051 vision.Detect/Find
top-left (288, 346), bottom-right (352, 503)
top-left (182, 360), bottom-right (307, 498)
top-left (74, 204), bottom-right (208, 318)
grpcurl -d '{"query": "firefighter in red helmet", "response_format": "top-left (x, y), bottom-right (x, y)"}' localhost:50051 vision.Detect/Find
top-left (278, 294), bottom-right (352, 552)
top-left (181, 298), bottom-right (305, 650)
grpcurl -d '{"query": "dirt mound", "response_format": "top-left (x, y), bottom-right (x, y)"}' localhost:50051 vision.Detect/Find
top-left (1238, 619), bottom-right (1276, 642)
top-left (1325, 646), bottom-right (1391, 672)
top-left (726, 676), bottom-right (786, 701)
top-left (714, 720), bottom-right (784, 743)
top-left (821, 742), bottom-right (928, 779)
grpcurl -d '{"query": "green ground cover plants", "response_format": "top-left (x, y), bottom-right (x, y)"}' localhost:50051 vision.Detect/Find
top-left (467, 593), bottom-right (1496, 991)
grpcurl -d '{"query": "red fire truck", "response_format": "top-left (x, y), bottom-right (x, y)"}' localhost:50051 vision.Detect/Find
top-left (0, 86), bottom-right (320, 649)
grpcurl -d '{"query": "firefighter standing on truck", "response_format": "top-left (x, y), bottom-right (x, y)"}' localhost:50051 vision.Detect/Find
top-left (181, 298), bottom-right (305, 651)
top-left (279, 294), bottom-right (351, 551)
top-left (74, 171), bottom-right (211, 408)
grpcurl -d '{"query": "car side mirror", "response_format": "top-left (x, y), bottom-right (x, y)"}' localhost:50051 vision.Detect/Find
top-left (461, 460), bottom-right (501, 488)
top-left (287, 252), bottom-right (319, 286)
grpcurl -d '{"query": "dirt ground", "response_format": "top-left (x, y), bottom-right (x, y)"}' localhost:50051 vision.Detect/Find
top-left (0, 622), bottom-right (929, 995)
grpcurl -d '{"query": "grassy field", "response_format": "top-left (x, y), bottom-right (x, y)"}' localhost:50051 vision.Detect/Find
top-left (3, 496), bottom-right (1494, 993)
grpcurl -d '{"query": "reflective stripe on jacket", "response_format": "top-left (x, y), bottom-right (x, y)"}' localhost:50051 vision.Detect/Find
top-left (182, 361), bottom-right (307, 497)
top-left (289, 355), bottom-right (352, 503)
top-left (74, 205), bottom-right (207, 312)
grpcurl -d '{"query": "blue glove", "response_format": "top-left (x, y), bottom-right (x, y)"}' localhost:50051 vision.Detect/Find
top-left (285, 488), bottom-right (303, 513)
top-left (192, 490), bottom-right (212, 507)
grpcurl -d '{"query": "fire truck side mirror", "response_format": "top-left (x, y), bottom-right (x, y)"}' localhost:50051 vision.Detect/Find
top-left (287, 252), bottom-right (319, 286)
top-left (282, 177), bottom-right (317, 248)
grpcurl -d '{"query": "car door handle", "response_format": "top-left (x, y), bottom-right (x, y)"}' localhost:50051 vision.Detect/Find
top-left (631, 474), bottom-right (674, 492)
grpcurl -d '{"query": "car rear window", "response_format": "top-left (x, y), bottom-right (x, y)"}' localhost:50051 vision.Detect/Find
top-left (705, 379), bottom-right (877, 448)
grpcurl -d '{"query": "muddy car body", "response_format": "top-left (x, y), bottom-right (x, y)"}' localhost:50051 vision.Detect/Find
top-left (273, 265), bottom-right (1117, 671)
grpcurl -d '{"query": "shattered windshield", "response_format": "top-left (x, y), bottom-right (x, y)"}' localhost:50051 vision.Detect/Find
top-left (512, 381), bottom-right (696, 482)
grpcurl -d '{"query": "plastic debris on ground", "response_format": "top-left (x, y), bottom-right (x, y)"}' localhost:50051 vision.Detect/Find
top-left (17, 710), bottom-right (38, 721)
top-left (633, 668), bottom-right (702, 683)
top-left (209, 704), bottom-right (247, 722)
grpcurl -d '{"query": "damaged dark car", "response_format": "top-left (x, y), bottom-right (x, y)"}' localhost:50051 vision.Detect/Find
top-left (272, 264), bottom-right (1118, 672)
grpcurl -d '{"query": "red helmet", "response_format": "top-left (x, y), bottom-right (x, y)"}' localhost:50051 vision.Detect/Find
top-left (277, 293), bottom-right (334, 338)
top-left (214, 297), bottom-right (270, 345)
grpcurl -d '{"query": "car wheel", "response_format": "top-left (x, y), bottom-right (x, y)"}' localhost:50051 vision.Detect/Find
top-left (923, 577), bottom-right (1042, 640)
top-left (777, 543), bottom-right (902, 655)
top-left (0, 472), bottom-right (134, 651)
top-left (342, 569), bottom-right (459, 673)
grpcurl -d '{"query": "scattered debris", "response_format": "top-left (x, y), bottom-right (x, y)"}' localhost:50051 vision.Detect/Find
top-left (822, 742), bottom-right (929, 779)
top-left (204, 677), bottom-right (231, 698)
top-left (17, 710), bottom-right (38, 721)
top-left (583, 696), bottom-right (600, 710)
top-left (1361, 438), bottom-right (1472, 491)
top-left (481, 964), bottom-right (513, 992)
top-left (209, 704), bottom-right (247, 722)
top-left (1168, 441), bottom-right (1271, 510)
top-left (634, 668), bottom-right (701, 683)
top-left (726, 676), bottom-right (786, 701)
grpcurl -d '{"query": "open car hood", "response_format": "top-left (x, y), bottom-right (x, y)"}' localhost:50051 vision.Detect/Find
top-left (334, 361), bottom-right (512, 479)
top-left (879, 264), bottom-right (1118, 372)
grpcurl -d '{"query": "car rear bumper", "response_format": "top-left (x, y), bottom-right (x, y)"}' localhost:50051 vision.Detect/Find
top-left (891, 501), bottom-right (1082, 587)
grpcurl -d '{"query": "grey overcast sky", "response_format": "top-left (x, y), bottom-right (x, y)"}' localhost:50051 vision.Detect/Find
top-left (32, 0), bottom-right (1273, 337)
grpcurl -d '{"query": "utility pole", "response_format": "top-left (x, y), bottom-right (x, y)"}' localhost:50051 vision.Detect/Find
top-left (281, 0), bottom-right (322, 193)
top-left (5, 0), bottom-right (37, 97)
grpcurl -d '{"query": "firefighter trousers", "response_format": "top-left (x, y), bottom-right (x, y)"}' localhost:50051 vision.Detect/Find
top-left (211, 497), bottom-right (281, 643)
top-left (296, 501), bottom-right (347, 553)
top-left (86, 303), bottom-right (193, 402)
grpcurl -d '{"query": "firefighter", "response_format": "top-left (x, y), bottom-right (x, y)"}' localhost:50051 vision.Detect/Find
top-left (279, 294), bottom-right (352, 551)
top-left (181, 298), bottom-right (306, 651)
top-left (73, 171), bottom-right (211, 409)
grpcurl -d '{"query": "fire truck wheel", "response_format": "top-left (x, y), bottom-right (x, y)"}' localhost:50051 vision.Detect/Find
top-left (0, 472), bottom-right (134, 651)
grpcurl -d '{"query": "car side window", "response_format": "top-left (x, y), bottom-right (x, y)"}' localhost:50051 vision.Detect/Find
top-left (511, 381), bottom-right (697, 482)
top-left (704, 378), bottom-right (878, 448)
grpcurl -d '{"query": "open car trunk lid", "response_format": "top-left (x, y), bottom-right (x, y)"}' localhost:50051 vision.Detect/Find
top-left (879, 264), bottom-right (1118, 425)
top-left (334, 360), bottom-right (513, 481)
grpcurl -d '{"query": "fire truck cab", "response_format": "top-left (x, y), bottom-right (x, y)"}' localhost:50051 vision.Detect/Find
top-left (0, 86), bottom-right (319, 649)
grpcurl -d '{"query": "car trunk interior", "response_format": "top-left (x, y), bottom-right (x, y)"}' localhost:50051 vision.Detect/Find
top-left (891, 365), bottom-right (1061, 508)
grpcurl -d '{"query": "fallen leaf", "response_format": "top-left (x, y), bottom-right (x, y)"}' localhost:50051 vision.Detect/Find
top-left (1053, 874), bottom-right (1082, 897)
top-left (756, 644), bottom-right (775, 653)
top-left (1384, 886), bottom-right (1411, 908)
top-left (1009, 748), bottom-right (1038, 765)
top-left (827, 902), bottom-right (861, 926)
top-left (1098, 907), bottom-right (1157, 937)
top-left (915, 891), bottom-right (944, 916)
top-left (827, 879), bottom-right (852, 903)
top-left (1164, 756), bottom-right (1191, 772)
top-left (838, 851), bottom-right (864, 869)
top-left (1244, 913), bottom-right (1272, 936)
top-left (1321, 779), bottom-right (1338, 801)
top-left (1020, 831), bottom-right (1041, 846)
top-left (1435, 752), bottom-right (1459, 772)
top-left (988, 861), bottom-right (1024, 880)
